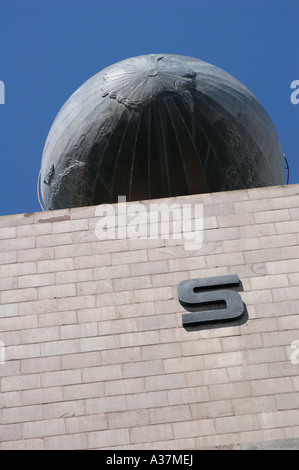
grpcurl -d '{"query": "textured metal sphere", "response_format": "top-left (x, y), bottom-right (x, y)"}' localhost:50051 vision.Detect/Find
top-left (40, 54), bottom-right (285, 210)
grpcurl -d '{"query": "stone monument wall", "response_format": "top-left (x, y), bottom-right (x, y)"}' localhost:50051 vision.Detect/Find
top-left (0, 184), bottom-right (299, 449)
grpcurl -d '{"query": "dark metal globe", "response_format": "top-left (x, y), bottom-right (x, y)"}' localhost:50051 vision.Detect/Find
top-left (40, 54), bottom-right (285, 210)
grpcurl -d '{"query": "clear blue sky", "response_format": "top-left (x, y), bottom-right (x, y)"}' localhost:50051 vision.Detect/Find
top-left (0, 0), bottom-right (298, 216)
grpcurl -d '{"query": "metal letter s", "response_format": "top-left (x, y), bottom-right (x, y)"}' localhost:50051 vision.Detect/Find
top-left (178, 274), bottom-right (245, 327)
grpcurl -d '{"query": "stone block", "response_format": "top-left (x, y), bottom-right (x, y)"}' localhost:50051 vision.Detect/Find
top-left (204, 351), bottom-right (245, 369)
top-left (74, 254), bottom-right (111, 270)
top-left (38, 283), bottom-right (76, 300)
top-left (168, 386), bottom-right (209, 406)
top-left (254, 209), bottom-right (290, 224)
top-left (63, 382), bottom-right (104, 401)
top-left (138, 314), bottom-right (177, 332)
top-left (96, 291), bottom-right (133, 307)
top-left (21, 326), bottom-right (60, 345)
top-left (44, 433), bottom-right (87, 450)
top-left (21, 355), bottom-right (61, 374)
top-left (102, 346), bottom-right (141, 365)
top-left (245, 346), bottom-right (287, 364)
top-left (23, 419), bottom-right (65, 439)
top-left (88, 429), bottom-right (130, 449)
top-left (0, 212), bottom-right (34, 228)
top-left (233, 395), bottom-right (277, 415)
top-left (227, 363), bottom-right (270, 383)
top-left (206, 252), bottom-right (245, 268)
top-left (185, 368), bottom-right (227, 387)
top-left (0, 226), bottom-right (16, 239)
top-left (126, 391), bottom-right (168, 410)
top-left (209, 381), bottom-right (251, 401)
top-left (142, 343), bottom-right (181, 361)
top-left (17, 223), bottom-right (52, 237)
top-left (259, 233), bottom-right (297, 249)
top-left (93, 264), bottom-right (130, 280)
top-left (80, 335), bottom-right (119, 353)
top-left (51, 219), bottom-right (88, 234)
top-left (43, 400), bottom-right (85, 420)
top-left (82, 364), bottom-right (122, 383)
top-left (0, 261), bottom-right (36, 278)
top-left (134, 287), bottom-right (173, 303)
top-left (130, 260), bottom-right (168, 276)
top-left (191, 399), bottom-right (234, 420)
top-left (240, 223), bottom-right (277, 238)
top-left (0, 391), bottom-right (21, 408)
top-left (60, 324), bottom-right (98, 340)
top-left (276, 220), bottom-right (299, 234)
top-left (181, 338), bottom-right (222, 356)
top-left (6, 343), bottom-right (40, 361)
top-left (41, 369), bottom-right (82, 388)
top-left (244, 248), bottom-right (283, 264)
top-left (222, 238), bottom-right (260, 253)
top-left (0, 424), bottom-right (23, 443)
top-left (258, 410), bottom-right (299, 429)
top-left (251, 377), bottom-right (293, 397)
top-left (85, 396), bottom-right (126, 415)
top-left (0, 314), bottom-right (38, 332)
top-left (164, 356), bottom-right (204, 374)
top-left (1, 373), bottom-right (41, 392)
top-left (76, 279), bottom-right (113, 296)
top-left (111, 250), bottom-right (147, 265)
top-left (0, 236), bottom-right (35, 252)
top-left (58, 295), bottom-right (96, 311)
top-left (146, 373), bottom-right (186, 391)
top-left (18, 273), bottom-right (55, 288)
top-left (104, 377), bottom-right (145, 396)
top-left (272, 287), bottom-right (299, 302)
top-left (119, 331), bottom-right (159, 348)
top-left (65, 414), bottom-right (108, 434)
top-left (0, 251), bottom-right (17, 265)
top-left (98, 318), bottom-right (138, 336)
top-left (41, 339), bottom-right (81, 357)
top-left (19, 298), bottom-right (57, 316)
top-left (39, 310), bottom-right (76, 327)
top-left (18, 246), bottom-right (55, 263)
top-left (215, 413), bottom-right (260, 434)
top-left (249, 274), bottom-right (289, 290)
top-left (130, 423), bottom-right (173, 444)
top-left (37, 258), bottom-right (74, 273)
top-left (123, 360), bottom-right (164, 378)
top-left (77, 306), bottom-right (116, 323)
top-left (149, 404), bottom-right (191, 424)
top-left (21, 387), bottom-right (63, 405)
top-left (54, 242), bottom-right (92, 259)
top-left (1, 287), bottom-right (38, 304)
top-left (1, 439), bottom-right (44, 450)
top-left (36, 232), bottom-right (72, 248)
top-left (114, 275), bottom-right (152, 292)
top-left (55, 268), bottom-right (93, 284)
top-left (0, 303), bottom-right (19, 318)
top-left (108, 410), bottom-right (149, 429)
top-left (173, 419), bottom-right (215, 439)
top-left (1, 404), bottom-right (43, 424)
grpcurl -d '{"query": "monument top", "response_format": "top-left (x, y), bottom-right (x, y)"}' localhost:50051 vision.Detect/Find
top-left (40, 54), bottom-right (285, 210)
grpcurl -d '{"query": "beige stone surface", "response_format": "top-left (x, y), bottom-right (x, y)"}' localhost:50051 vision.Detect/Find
top-left (0, 184), bottom-right (299, 449)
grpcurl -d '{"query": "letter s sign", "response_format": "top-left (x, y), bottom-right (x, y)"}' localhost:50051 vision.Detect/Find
top-left (178, 274), bottom-right (245, 327)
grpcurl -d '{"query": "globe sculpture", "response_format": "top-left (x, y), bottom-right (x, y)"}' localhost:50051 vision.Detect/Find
top-left (40, 54), bottom-right (284, 210)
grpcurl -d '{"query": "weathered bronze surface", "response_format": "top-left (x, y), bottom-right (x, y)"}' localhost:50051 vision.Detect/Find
top-left (40, 54), bottom-right (285, 210)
